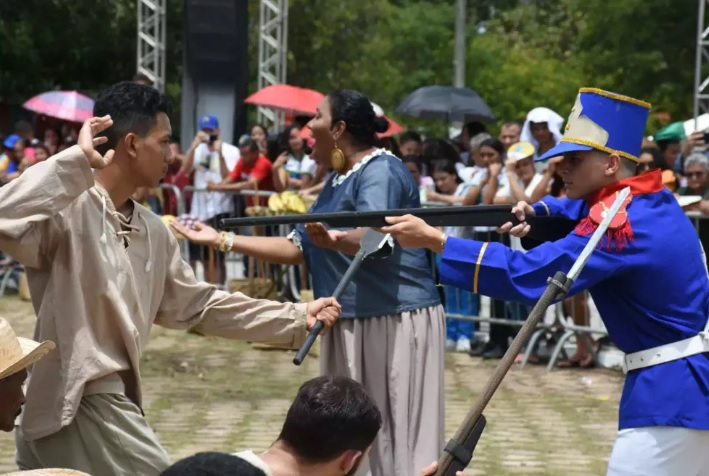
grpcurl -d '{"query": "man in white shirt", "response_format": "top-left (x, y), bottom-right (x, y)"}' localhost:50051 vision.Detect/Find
top-left (180, 114), bottom-right (240, 283)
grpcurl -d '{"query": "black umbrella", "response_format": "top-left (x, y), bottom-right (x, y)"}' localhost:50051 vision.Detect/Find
top-left (395, 85), bottom-right (496, 123)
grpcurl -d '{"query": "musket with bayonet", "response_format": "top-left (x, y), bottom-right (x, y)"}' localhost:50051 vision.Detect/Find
top-left (220, 204), bottom-right (578, 246)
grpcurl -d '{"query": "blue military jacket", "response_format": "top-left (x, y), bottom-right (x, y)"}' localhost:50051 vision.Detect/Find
top-left (440, 169), bottom-right (709, 431)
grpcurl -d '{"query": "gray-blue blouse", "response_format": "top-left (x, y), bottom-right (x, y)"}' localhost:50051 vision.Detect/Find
top-left (289, 149), bottom-right (441, 319)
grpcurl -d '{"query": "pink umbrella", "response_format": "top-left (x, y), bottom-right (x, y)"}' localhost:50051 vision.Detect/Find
top-left (23, 91), bottom-right (95, 123)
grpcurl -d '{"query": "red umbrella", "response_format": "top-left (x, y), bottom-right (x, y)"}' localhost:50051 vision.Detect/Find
top-left (23, 91), bottom-right (94, 123)
top-left (244, 84), bottom-right (324, 116)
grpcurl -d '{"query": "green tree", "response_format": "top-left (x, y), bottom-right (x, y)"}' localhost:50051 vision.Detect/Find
top-left (0, 0), bottom-right (136, 101)
top-left (465, 0), bottom-right (585, 130)
top-left (575, 0), bottom-right (697, 123)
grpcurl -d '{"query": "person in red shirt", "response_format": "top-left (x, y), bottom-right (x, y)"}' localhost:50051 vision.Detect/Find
top-left (208, 136), bottom-right (273, 207)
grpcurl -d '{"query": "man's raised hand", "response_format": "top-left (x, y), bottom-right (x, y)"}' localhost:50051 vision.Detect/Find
top-left (78, 115), bottom-right (115, 170)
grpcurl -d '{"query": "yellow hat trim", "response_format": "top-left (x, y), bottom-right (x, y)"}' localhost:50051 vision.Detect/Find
top-left (560, 137), bottom-right (640, 162)
top-left (578, 88), bottom-right (651, 109)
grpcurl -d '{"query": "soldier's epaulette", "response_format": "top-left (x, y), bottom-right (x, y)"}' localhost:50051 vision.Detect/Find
top-left (575, 191), bottom-right (633, 251)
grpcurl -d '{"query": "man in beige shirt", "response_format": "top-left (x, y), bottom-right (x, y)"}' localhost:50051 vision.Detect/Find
top-left (1, 81), bottom-right (340, 475)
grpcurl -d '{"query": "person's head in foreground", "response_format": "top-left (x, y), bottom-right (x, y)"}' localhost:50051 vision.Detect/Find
top-left (263, 375), bottom-right (382, 476)
top-left (92, 81), bottom-right (174, 189)
top-left (0, 317), bottom-right (55, 432)
top-left (160, 452), bottom-right (266, 476)
top-left (532, 87), bottom-right (651, 200)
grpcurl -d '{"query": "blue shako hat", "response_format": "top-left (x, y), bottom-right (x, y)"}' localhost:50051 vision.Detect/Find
top-left (536, 88), bottom-right (651, 162)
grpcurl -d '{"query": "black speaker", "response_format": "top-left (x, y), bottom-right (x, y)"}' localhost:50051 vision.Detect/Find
top-left (184, 0), bottom-right (248, 84)
top-left (183, 0), bottom-right (249, 138)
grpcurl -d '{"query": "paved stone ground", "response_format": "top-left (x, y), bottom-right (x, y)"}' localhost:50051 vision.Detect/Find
top-left (0, 296), bottom-right (623, 475)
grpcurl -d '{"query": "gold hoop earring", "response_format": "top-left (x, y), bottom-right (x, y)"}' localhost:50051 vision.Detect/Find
top-left (331, 141), bottom-right (346, 173)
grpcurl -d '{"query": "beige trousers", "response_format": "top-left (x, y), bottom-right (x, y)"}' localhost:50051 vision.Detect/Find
top-left (320, 305), bottom-right (446, 476)
top-left (15, 394), bottom-right (171, 476)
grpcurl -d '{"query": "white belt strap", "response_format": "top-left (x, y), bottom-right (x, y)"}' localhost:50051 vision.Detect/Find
top-left (623, 332), bottom-right (709, 373)
top-left (623, 239), bottom-right (709, 374)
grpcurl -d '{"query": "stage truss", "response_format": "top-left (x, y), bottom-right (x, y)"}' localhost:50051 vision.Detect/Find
top-left (138, 0), bottom-right (289, 127)
top-left (137, 0), bottom-right (167, 93)
top-left (257, 0), bottom-right (289, 130)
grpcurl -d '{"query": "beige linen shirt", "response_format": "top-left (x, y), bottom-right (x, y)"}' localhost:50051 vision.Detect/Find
top-left (0, 146), bottom-right (308, 440)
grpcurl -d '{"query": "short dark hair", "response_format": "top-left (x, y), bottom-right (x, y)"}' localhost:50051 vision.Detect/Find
top-left (160, 452), bottom-right (266, 476)
top-left (278, 376), bottom-right (382, 463)
top-left (327, 89), bottom-right (389, 147)
top-left (93, 81), bottom-right (171, 152)
top-left (238, 136), bottom-right (260, 152)
top-left (501, 121), bottom-right (521, 130)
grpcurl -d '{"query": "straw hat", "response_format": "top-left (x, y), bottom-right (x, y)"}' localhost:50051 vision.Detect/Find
top-left (0, 318), bottom-right (55, 380)
top-left (3, 470), bottom-right (91, 476)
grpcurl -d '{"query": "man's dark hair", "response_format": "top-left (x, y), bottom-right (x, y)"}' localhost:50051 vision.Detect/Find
top-left (238, 136), bottom-right (260, 152)
top-left (93, 81), bottom-right (171, 153)
top-left (159, 452), bottom-right (266, 476)
top-left (278, 376), bottom-right (382, 463)
top-left (501, 121), bottom-right (521, 129)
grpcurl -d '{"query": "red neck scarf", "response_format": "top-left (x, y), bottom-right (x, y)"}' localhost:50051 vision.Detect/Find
top-left (574, 169), bottom-right (664, 251)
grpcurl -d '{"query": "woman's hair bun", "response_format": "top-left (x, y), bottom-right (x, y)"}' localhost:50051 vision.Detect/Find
top-left (373, 116), bottom-right (389, 134)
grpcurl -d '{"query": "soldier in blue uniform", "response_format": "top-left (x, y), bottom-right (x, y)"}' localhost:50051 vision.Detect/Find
top-left (381, 88), bottom-right (709, 475)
